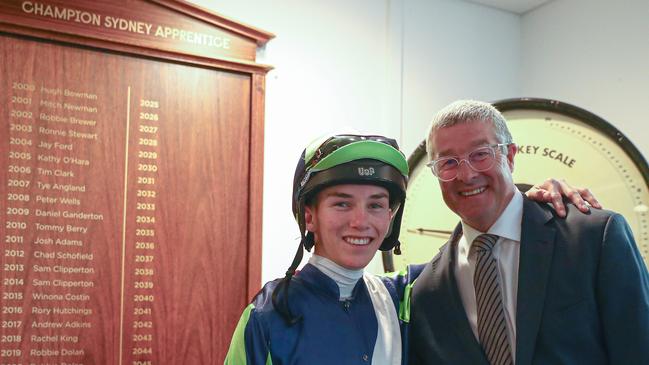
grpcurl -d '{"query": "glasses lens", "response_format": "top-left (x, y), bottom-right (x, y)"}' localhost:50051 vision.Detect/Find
top-left (432, 158), bottom-right (458, 181)
top-left (430, 145), bottom-right (501, 181)
top-left (468, 146), bottom-right (496, 171)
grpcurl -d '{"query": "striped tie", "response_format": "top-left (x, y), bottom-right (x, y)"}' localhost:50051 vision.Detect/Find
top-left (472, 234), bottom-right (513, 365)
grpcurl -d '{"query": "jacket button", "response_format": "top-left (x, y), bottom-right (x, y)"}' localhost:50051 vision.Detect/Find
top-left (362, 354), bottom-right (369, 362)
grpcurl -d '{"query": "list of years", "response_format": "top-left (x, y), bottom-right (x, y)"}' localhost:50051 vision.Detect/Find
top-left (3, 80), bottom-right (99, 364)
top-left (128, 97), bottom-right (160, 365)
top-left (1, 80), bottom-right (159, 365)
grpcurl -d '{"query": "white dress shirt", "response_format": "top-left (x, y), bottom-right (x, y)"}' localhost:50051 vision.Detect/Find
top-left (455, 192), bottom-right (523, 362)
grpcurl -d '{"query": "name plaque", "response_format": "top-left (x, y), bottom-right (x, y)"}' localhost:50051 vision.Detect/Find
top-left (0, 0), bottom-right (271, 64)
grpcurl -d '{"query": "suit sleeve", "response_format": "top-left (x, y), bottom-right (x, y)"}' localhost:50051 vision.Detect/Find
top-left (224, 304), bottom-right (273, 365)
top-left (597, 213), bottom-right (649, 364)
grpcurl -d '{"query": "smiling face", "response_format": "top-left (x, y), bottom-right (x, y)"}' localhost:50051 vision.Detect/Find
top-left (305, 184), bottom-right (392, 270)
top-left (432, 120), bottom-right (517, 232)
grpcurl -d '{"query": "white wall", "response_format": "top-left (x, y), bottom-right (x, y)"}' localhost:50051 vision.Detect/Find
top-left (400, 0), bottom-right (520, 155)
top-left (190, 0), bottom-right (649, 284)
top-left (188, 0), bottom-right (521, 282)
top-left (520, 0), bottom-right (649, 158)
top-left (189, 0), bottom-right (399, 282)
top-left (187, 0), bottom-right (519, 281)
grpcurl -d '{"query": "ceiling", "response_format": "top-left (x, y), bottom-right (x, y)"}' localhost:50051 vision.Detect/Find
top-left (462, 0), bottom-right (554, 14)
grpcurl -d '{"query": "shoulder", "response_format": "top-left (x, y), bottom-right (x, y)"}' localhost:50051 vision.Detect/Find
top-left (248, 278), bottom-right (282, 313)
top-left (526, 200), bottom-right (640, 257)
top-left (564, 203), bottom-right (619, 224)
top-left (248, 273), bottom-right (313, 313)
top-left (225, 279), bottom-right (289, 364)
top-left (558, 205), bottom-right (628, 242)
top-left (524, 197), bottom-right (620, 230)
top-left (242, 276), bottom-right (303, 329)
top-left (379, 263), bottom-right (427, 294)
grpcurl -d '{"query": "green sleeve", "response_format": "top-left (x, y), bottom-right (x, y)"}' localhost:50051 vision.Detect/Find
top-left (224, 304), bottom-right (254, 364)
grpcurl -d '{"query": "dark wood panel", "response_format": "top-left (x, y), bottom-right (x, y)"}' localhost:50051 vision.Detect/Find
top-left (1, 35), bottom-right (254, 364)
top-left (1, 36), bottom-right (126, 365)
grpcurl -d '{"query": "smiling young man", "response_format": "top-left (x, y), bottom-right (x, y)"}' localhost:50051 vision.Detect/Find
top-left (409, 100), bottom-right (649, 365)
top-left (224, 134), bottom-right (414, 365)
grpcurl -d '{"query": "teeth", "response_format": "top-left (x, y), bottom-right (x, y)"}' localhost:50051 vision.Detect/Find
top-left (460, 187), bottom-right (485, 196)
top-left (345, 237), bottom-right (371, 246)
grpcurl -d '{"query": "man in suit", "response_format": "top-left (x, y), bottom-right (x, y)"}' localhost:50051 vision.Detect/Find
top-left (409, 100), bottom-right (649, 365)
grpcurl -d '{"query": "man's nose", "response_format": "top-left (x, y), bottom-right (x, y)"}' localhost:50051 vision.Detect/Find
top-left (455, 159), bottom-right (478, 182)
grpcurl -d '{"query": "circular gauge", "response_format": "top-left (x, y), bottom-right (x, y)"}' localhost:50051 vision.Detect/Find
top-left (383, 98), bottom-right (649, 272)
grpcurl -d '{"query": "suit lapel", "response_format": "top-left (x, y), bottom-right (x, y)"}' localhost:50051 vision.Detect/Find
top-left (431, 223), bottom-right (488, 363)
top-left (515, 198), bottom-right (556, 365)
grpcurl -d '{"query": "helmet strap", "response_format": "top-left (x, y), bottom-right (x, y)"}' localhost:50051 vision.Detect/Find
top-left (303, 232), bottom-right (315, 251)
top-left (287, 235), bottom-right (306, 276)
top-left (271, 235), bottom-right (308, 325)
top-left (393, 240), bottom-right (402, 255)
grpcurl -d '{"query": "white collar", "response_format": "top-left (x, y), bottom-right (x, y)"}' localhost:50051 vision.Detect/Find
top-left (309, 254), bottom-right (364, 299)
top-left (461, 191), bottom-right (523, 245)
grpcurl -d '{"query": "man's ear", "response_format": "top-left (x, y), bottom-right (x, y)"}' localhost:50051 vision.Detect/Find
top-left (507, 143), bottom-right (517, 172)
top-left (304, 205), bottom-right (316, 232)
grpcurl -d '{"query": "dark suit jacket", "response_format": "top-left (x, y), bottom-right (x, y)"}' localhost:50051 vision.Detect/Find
top-left (409, 196), bottom-right (649, 365)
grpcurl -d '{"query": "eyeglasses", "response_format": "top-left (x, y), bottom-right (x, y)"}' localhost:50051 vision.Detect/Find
top-left (427, 143), bottom-right (510, 182)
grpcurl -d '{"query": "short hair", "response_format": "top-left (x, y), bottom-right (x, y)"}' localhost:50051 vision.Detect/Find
top-left (426, 100), bottom-right (513, 160)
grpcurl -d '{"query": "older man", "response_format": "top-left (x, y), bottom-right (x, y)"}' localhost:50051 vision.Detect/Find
top-left (409, 100), bottom-right (649, 365)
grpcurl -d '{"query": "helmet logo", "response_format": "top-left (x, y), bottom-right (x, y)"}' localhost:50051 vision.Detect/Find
top-left (357, 167), bottom-right (375, 176)
top-left (300, 171), bottom-right (312, 187)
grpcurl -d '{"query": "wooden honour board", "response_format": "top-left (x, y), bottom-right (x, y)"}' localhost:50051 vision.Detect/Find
top-left (0, 1), bottom-right (272, 363)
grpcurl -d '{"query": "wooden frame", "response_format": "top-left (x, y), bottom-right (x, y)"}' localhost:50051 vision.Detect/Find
top-left (0, 0), bottom-right (272, 362)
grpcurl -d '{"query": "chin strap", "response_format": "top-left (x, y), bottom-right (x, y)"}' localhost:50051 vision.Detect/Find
top-left (271, 235), bottom-right (308, 325)
top-left (393, 241), bottom-right (401, 255)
